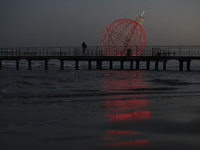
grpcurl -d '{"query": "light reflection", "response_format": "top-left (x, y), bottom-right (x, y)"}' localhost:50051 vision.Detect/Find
top-left (105, 111), bottom-right (151, 122)
top-left (106, 130), bottom-right (140, 135)
top-left (104, 140), bottom-right (149, 146)
top-left (103, 71), bottom-right (147, 93)
top-left (104, 99), bottom-right (149, 114)
top-left (102, 71), bottom-right (151, 147)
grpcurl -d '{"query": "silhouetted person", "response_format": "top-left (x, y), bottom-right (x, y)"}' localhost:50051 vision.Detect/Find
top-left (82, 42), bottom-right (87, 56)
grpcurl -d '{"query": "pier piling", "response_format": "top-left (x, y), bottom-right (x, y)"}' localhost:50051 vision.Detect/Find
top-left (76, 60), bottom-right (79, 70)
top-left (16, 60), bottom-right (19, 70)
top-left (88, 60), bottom-right (91, 70)
top-left (163, 61), bottom-right (166, 70)
top-left (136, 60), bottom-right (140, 70)
top-left (187, 60), bottom-right (191, 71)
top-left (120, 61), bottom-right (124, 70)
top-left (155, 61), bottom-right (158, 70)
top-left (45, 60), bottom-right (48, 70)
top-left (109, 61), bottom-right (113, 70)
top-left (179, 60), bottom-right (183, 71)
top-left (60, 60), bottom-right (64, 70)
top-left (97, 60), bottom-right (102, 70)
top-left (28, 60), bottom-right (31, 70)
top-left (146, 61), bottom-right (150, 70)
top-left (130, 60), bottom-right (133, 70)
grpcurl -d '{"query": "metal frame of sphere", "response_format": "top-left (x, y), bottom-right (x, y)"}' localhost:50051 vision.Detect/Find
top-left (101, 13), bottom-right (146, 56)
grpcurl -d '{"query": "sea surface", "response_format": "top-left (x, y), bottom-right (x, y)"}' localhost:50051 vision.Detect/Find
top-left (1, 59), bottom-right (200, 150)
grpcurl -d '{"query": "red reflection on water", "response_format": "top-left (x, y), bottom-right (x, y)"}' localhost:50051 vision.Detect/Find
top-left (102, 71), bottom-right (150, 147)
top-left (105, 111), bottom-right (151, 122)
top-left (107, 130), bottom-right (140, 135)
top-left (102, 71), bottom-right (148, 93)
top-left (104, 140), bottom-right (149, 146)
top-left (103, 80), bottom-right (147, 92)
top-left (102, 71), bottom-right (150, 121)
top-left (104, 99), bottom-right (149, 113)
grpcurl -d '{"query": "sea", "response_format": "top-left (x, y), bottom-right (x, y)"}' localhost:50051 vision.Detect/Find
top-left (1, 59), bottom-right (200, 150)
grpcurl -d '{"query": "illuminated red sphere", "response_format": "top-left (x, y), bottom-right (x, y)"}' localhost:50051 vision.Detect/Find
top-left (101, 18), bottom-right (146, 56)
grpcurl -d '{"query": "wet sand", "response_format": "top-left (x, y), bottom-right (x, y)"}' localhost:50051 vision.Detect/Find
top-left (1, 96), bottom-right (200, 150)
top-left (1, 117), bottom-right (200, 150)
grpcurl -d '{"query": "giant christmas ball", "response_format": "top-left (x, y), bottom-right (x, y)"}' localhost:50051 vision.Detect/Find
top-left (101, 18), bottom-right (146, 56)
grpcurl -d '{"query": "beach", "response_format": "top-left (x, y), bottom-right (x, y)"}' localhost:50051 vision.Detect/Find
top-left (1, 60), bottom-right (200, 149)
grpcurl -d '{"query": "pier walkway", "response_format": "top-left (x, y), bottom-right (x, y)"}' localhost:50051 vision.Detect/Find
top-left (0, 45), bottom-right (200, 71)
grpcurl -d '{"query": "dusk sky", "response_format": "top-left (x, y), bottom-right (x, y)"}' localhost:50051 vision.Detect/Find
top-left (1, 0), bottom-right (200, 47)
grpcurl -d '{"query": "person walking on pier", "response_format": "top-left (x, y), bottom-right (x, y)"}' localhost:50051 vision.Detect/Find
top-left (82, 42), bottom-right (87, 56)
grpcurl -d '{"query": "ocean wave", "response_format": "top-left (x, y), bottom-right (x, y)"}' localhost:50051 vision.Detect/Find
top-left (151, 79), bottom-right (198, 86)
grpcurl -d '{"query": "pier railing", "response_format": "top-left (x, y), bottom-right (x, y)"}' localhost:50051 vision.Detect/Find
top-left (0, 45), bottom-right (200, 57)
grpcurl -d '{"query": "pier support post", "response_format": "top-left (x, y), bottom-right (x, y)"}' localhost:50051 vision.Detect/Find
top-left (146, 61), bottom-right (150, 70)
top-left (45, 60), bottom-right (48, 70)
top-left (120, 61), bottom-right (124, 70)
top-left (97, 60), bottom-right (102, 70)
top-left (28, 60), bottom-right (31, 70)
top-left (187, 60), bottom-right (191, 71)
top-left (136, 60), bottom-right (140, 70)
top-left (155, 61), bottom-right (158, 70)
top-left (110, 61), bottom-right (113, 70)
top-left (16, 60), bottom-right (19, 70)
top-left (179, 60), bottom-right (183, 71)
top-left (130, 60), bottom-right (133, 70)
top-left (60, 60), bottom-right (64, 70)
top-left (88, 60), bottom-right (91, 70)
top-left (76, 60), bottom-right (79, 70)
top-left (0, 60), bottom-right (1, 70)
top-left (163, 61), bottom-right (166, 70)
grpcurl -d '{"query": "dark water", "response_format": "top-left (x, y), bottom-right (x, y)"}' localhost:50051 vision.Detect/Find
top-left (1, 60), bottom-right (200, 149)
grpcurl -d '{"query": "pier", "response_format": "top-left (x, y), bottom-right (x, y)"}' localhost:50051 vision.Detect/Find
top-left (0, 45), bottom-right (200, 71)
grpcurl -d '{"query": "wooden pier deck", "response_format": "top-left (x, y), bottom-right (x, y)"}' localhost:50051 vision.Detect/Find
top-left (0, 45), bottom-right (200, 71)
